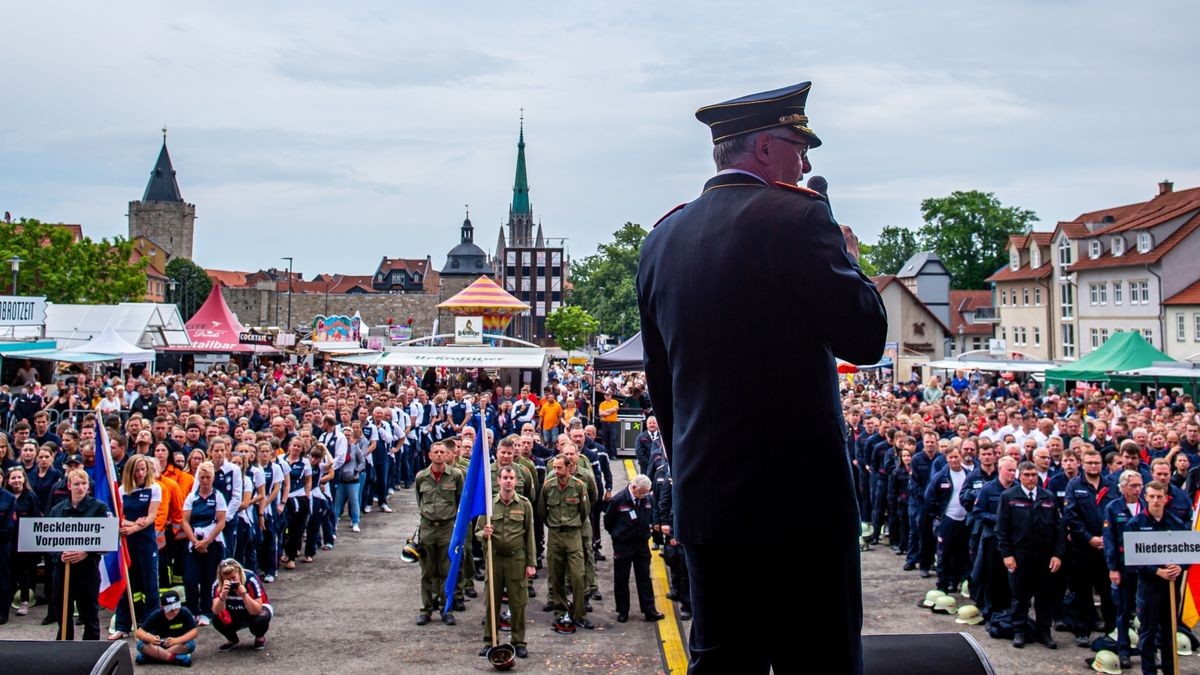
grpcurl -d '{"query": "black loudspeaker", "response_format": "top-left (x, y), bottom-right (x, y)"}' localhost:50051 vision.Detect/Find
top-left (0, 640), bottom-right (133, 675)
top-left (864, 633), bottom-right (994, 675)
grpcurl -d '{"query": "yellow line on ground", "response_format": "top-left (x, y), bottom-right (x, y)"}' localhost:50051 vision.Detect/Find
top-left (624, 459), bottom-right (688, 674)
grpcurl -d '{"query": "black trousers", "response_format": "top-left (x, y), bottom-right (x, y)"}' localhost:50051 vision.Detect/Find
top-left (935, 517), bottom-right (969, 593)
top-left (683, 540), bottom-right (862, 674)
top-left (213, 606), bottom-right (273, 641)
top-left (1067, 545), bottom-right (1115, 634)
top-left (1008, 552), bottom-right (1057, 636)
top-left (612, 544), bottom-right (655, 616)
top-left (663, 542), bottom-right (691, 610)
top-left (52, 559), bottom-right (100, 641)
top-left (284, 497), bottom-right (309, 560)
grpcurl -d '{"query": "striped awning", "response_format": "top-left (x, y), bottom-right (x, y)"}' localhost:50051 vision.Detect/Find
top-left (436, 275), bottom-right (530, 314)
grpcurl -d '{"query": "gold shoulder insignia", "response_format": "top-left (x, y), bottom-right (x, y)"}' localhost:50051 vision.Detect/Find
top-left (772, 181), bottom-right (823, 198)
top-left (653, 203), bottom-right (687, 228)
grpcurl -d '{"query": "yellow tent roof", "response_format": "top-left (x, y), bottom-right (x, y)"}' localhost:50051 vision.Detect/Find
top-left (436, 275), bottom-right (530, 314)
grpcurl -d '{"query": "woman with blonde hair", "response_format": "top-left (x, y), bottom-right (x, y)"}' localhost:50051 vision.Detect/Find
top-left (112, 454), bottom-right (162, 639)
top-left (182, 461), bottom-right (226, 625)
top-left (211, 557), bottom-right (272, 651)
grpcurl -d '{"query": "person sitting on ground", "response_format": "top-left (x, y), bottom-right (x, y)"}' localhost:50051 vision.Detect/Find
top-left (211, 557), bottom-right (273, 652)
top-left (133, 590), bottom-right (198, 667)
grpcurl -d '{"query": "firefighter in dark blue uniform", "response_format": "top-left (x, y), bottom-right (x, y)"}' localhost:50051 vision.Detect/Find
top-left (996, 460), bottom-right (1066, 649)
top-left (971, 456), bottom-right (1016, 623)
top-left (906, 439), bottom-right (939, 576)
top-left (1126, 481), bottom-right (1186, 675)
top-left (1103, 469), bottom-right (1144, 669)
top-left (638, 81), bottom-right (886, 674)
top-left (1062, 448), bottom-right (1117, 646)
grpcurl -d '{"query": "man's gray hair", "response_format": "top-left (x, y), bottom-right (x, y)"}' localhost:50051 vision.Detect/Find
top-left (632, 474), bottom-right (652, 491)
top-left (712, 132), bottom-right (758, 169)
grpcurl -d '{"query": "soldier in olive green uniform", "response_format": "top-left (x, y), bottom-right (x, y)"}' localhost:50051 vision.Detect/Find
top-left (414, 440), bottom-right (464, 625)
top-left (537, 456), bottom-right (593, 628)
top-left (477, 466), bottom-right (536, 659)
top-left (492, 437), bottom-right (535, 503)
top-left (563, 443), bottom-right (600, 600)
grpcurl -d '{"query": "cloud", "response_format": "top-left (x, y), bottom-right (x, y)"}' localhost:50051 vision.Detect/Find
top-left (274, 46), bottom-right (513, 88)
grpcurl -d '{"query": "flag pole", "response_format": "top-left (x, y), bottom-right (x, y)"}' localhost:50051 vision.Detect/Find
top-left (1169, 579), bottom-right (1180, 675)
top-left (96, 420), bottom-right (139, 634)
top-left (120, 531), bottom-right (139, 635)
top-left (60, 561), bottom-right (71, 641)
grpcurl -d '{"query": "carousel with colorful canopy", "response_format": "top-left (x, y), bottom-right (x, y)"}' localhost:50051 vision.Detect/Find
top-left (436, 275), bottom-right (530, 343)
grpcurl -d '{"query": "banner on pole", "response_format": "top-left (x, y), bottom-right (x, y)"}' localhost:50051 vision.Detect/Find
top-left (18, 517), bottom-right (120, 553)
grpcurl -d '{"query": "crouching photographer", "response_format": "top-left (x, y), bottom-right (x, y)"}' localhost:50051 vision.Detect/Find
top-left (211, 558), bottom-right (273, 652)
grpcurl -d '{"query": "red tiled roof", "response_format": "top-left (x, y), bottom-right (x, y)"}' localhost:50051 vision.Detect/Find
top-left (1080, 186), bottom-right (1200, 235)
top-left (985, 264), bottom-right (1053, 283)
top-left (1163, 279), bottom-right (1200, 306)
top-left (1055, 221), bottom-right (1091, 239)
top-left (206, 269), bottom-right (254, 288)
top-left (1068, 210), bottom-right (1200, 272)
top-left (1029, 232), bottom-right (1053, 246)
top-left (949, 290), bottom-right (993, 336)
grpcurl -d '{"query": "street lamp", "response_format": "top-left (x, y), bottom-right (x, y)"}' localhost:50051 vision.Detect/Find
top-left (8, 255), bottom-right (21, 295)
top-left (282, 257), bottom-right (293, 330)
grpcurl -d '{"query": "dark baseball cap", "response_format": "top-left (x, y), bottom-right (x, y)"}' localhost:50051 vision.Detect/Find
top-left (64, 453), bottom-right (84, 465)
top-left (161, 590), bottom-right (182, 611)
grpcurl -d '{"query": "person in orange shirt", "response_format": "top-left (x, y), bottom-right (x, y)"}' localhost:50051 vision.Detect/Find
top-left (155, 442), bottom-right (189, 586)
top-left (598, 390), bottom-right (621, 454)
top-left (538, 387), bottom-right (563, 446)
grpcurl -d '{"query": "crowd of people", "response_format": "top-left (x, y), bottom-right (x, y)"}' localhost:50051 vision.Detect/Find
top-left (849, 372), bottom-right (1199, 674)
top-left (0, 359), bottom-right (685, 665)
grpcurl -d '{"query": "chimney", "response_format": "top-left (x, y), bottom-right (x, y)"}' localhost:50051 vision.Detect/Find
top-left (1158, 179), bottom-right (1174, 195)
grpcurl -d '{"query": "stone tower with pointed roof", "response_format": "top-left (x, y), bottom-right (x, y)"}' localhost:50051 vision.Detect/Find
top-left (128, 130), bottom-right (196, 260)
top-left (491, 115), bottom-right (568, 343)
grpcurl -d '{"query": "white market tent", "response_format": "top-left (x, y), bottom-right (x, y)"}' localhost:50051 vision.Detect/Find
top-left (23, 326), bottom-right (156, 366)
top-left (334, 345), bottom-right (548, 370)
top-left (300, 339), bottom-right (378, 355)
top-left (6, 303), bottom-right (190, 350)
top-left (925, 357), bottom-right (1056, 374)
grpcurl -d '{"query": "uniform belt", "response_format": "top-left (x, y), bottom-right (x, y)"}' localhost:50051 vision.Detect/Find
top-left (422, 517), bottom-right (452, 525)
top-left (549, 524), bottom-right (581, 530)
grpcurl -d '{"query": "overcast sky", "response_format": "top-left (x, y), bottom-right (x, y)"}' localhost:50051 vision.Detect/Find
top-left (3, 1), bottom-right (1197, 277)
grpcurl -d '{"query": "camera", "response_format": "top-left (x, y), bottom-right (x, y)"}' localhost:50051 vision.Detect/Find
top-left (228, 581), bottom-right (239, 592)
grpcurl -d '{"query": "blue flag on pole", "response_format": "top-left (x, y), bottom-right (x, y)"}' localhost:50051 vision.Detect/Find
top-left (443, 412), bottom-right (492, 614)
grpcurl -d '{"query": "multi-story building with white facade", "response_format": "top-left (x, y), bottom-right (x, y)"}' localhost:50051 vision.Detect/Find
top-left (1163, 279), bottom-right (1200, 361)
top-left (985, 232), bottom-right (1055, 359)
top-left (1056, 181), bottom-right (1200, 356)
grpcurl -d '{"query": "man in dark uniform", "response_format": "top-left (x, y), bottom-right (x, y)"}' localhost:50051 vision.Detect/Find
top-left (604, 473), bottom-right (663, 623)
top-left (1126, 481), bottom-right (1185, 675)
top-left (996, 460), bottom-right (1065, 649)
top-left (637, 82), bottom-right (887, 674)
top-left (49, 468), bottom-right (112, 640)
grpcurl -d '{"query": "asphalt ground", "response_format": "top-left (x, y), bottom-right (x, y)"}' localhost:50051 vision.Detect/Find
top-left (11, 478), bottom-right (1200, 673)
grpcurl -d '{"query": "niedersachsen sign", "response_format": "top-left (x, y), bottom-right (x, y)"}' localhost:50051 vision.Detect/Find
top-left (0, 295), bottom-right (48, 327)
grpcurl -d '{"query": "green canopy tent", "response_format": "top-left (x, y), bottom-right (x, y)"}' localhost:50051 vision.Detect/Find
top-left (1044, 331), bottom-right (1175, 392)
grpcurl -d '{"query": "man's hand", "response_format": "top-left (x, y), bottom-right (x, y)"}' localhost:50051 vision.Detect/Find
top-left (841, 225), bottom-right (861, 260)
top-left (62, 550), bottom-right (88, 564)
top-left (1049, 556), bottom-right (1061, 573)
top-left (1089, 536), bottom-right (1103, 550)
top-left (525, 566), bottom-right (536, 579)
top-left (1158, 564), bottom-right (1182, 581)
top-left (482, 524), bottom-right (493, 539)
top-left (1003, 556), bottom-right (1017, 572)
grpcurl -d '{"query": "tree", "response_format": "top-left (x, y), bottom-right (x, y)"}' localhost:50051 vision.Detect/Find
top-left (165, 257), bottom-right (212, 321)
top-left (0, 218), bottom-right (146, 303)
top-left (568, 222), bottom-right (646, 338)
top-left (861, 225), bottom-right (921, 276)
top-left (855, 242), bottom-right (879, 277)
top-left (918, 191), bottom-right (1038, 289)
top-left (545, 305), bottom-right (599, 356)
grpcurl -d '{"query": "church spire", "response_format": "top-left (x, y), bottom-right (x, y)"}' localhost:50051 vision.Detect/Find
top-left (143, 129), bottom-right (184, 203)
top-left (511, 110), bottom-right (531, 215)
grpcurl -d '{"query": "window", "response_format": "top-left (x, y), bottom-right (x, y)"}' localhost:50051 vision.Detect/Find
top-left (1031, 247), bottom-right (1041, 268)
top-left (1010, 249), bottom-right (1020, 271)
top-left (1142, 328), bottom-right (1153, 343)
top-left (1000, 290), bottom-right (1007, 307)
top-left (1000, 327), bottom-right (1007, 341)
top-left (1034, 287), bottom-right (1042, 305)
top-left (1033, 327), bottom-right (1041, 347)
top-left (1100, 328), bottom-right (1110, 343)
top-left (1089, 283), bottom-right (1098, 305)
top-left (1062, 323), bottom-right (1076, 358)
top-left (1022, 288), bottom-right (1030, 306)
top-left (1195, 313), bottom-right (1200, 342)
top-left (1100, 283), bottom-right (1108, 305)
top-left (1129, 280), bottom-right (1150, 304)
top-left (1113, 281), bottom-right (1122, 305)
top-left (1178, 313), bottom-right (1187, 342)
top-left (1138, 232), bottom-right (1152, 253)
top-left (1111, 236), bottom-right (1125, 256)
top-left (1058, 238), bottom-right (1073, 267)
top-left (1060, 284), bottom-right (1074, 319)
top-left (972, 337), bottom-right (983, 350)
top-left (1090, 328), bottom-right (1100, 349)
top-left (1089, 240), bottom-right (1102, 259)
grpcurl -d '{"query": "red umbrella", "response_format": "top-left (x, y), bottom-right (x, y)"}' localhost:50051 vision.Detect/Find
top-left (837, 363), bottom-right (858, 374)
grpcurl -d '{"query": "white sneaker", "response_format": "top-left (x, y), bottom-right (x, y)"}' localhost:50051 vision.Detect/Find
top-left (17, 601), bottom-right (29, 616)
top-left (388, 488), bottom-right (394, 495)
top-left (197, 615), bottom-right (211, 626)
top-left (322, 544), bottom-right (333, 550)
top-left (380, 504), bottom-right (393, 513)
top-left (363, 506), bottom-right (372, 513)
top-left (263, 575), bottom-right (276, 583)
top-left (352, 524), bottom-right (361, 533)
